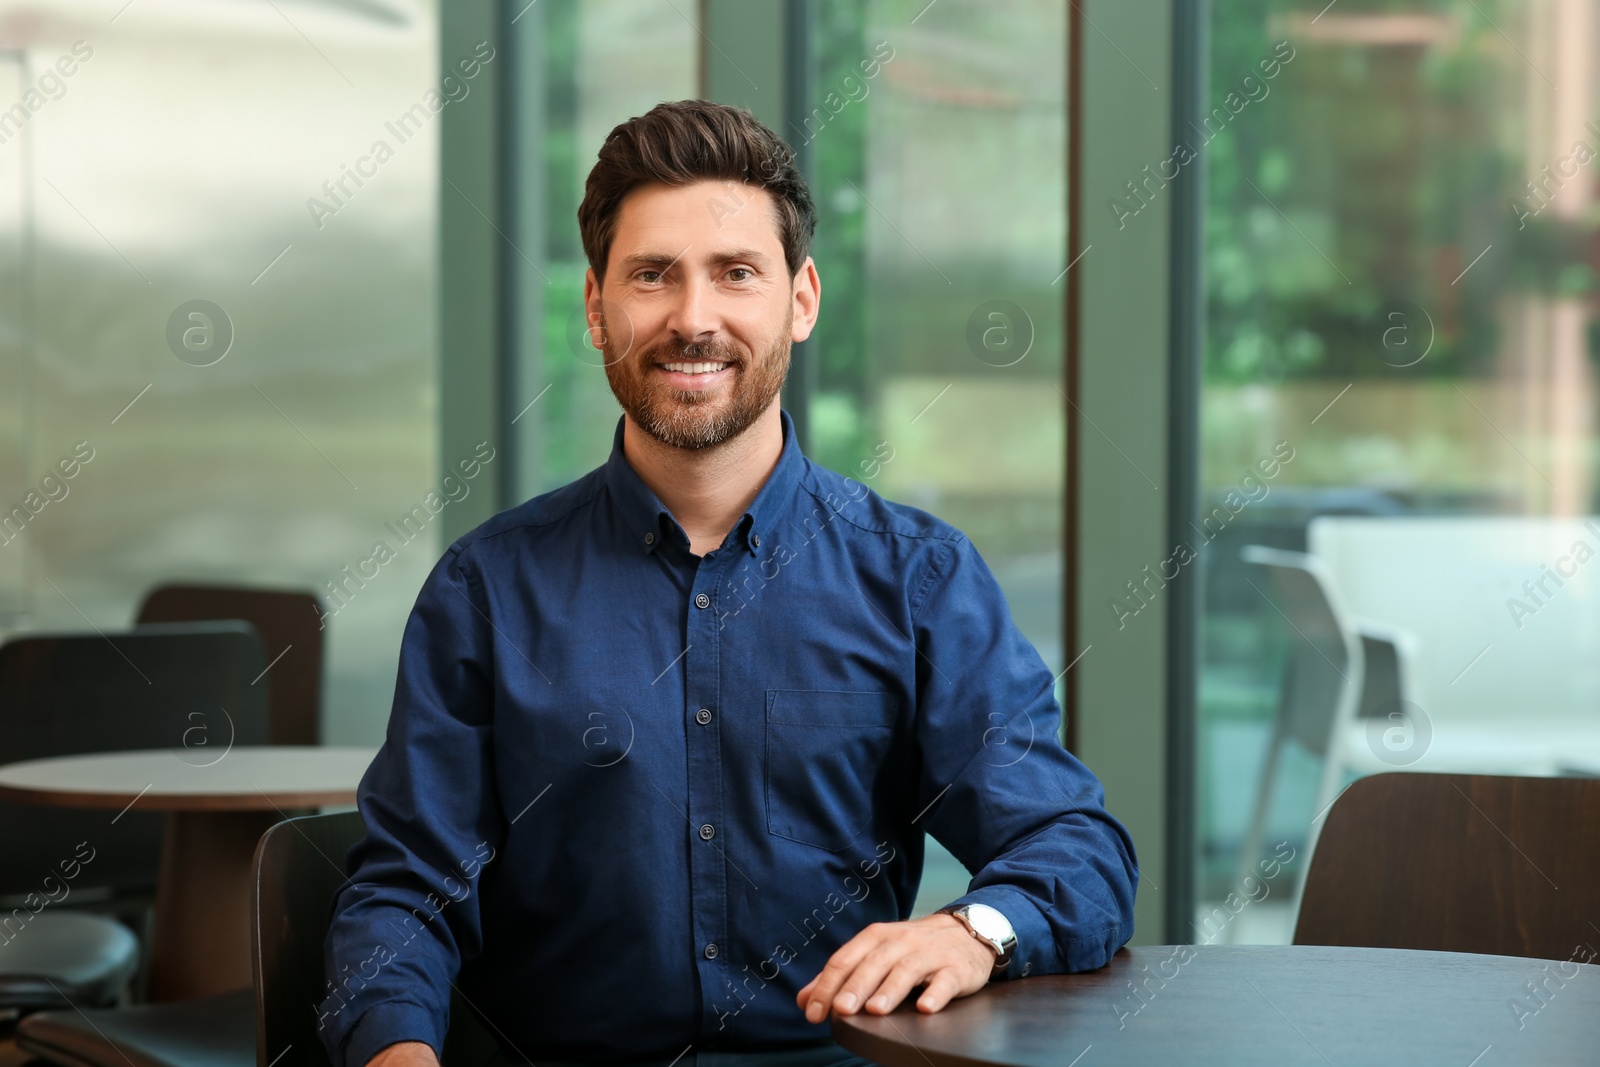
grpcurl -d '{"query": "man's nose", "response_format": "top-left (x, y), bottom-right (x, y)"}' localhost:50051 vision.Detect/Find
top-left (664, 273), bottom-right (719, 343)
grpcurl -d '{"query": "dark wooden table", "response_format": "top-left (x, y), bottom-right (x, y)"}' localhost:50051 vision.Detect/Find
top-left (0, 746), bottom-right (375, 1002)
top-left (832, 944), bottom-right (1600, 1066)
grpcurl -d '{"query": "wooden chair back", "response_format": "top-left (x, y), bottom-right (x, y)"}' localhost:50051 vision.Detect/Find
top-left (1295, 772), bottom-right (1600, 961)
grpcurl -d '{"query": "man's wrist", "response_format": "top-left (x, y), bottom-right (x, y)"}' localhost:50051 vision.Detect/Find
top-left (340, 1001), bottom-right (448, 1067)
top-left (936, 902), bottom-right (1017, 974)
top-left (365, 1040), bottom-right (439, 1067)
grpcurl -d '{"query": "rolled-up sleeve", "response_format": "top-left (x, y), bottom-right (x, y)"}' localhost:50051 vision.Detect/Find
top-left (317, 542), bottom-right (505, 1066)
top-left (910, 534), bottom-right (1138, 977)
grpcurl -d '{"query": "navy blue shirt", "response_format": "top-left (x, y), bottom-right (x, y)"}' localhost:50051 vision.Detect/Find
top-left (319, 408), bottom-right (1138, 1066)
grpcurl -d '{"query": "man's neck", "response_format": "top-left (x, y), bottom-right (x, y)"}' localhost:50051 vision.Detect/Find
top-left (622, 405), bottom-right (784, 557)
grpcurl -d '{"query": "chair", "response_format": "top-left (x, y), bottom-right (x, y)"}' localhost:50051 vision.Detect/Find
top-left (1233, 546), bottom-right (1415, 920)
top-left (18, 812), bottom-right (499, 1067)
top-left (1308, 514), bottom-right (1600, 776)
top-left (135, 584), bottom-right (326, 746)
top-left (0, 623), bottom-right (270, 1018)
top-left (253, 810), bottom-right (365, 1065)
top-left (1294, 772), bottom-right (1600, 961)
top-left (0, 911), bottom-right (139, 1019)
top-left (15, 990), bottom-right (256, 1066)
top-left (0, 622), bottom-right (271, 901)
top-left (254, 811), bottom-right (500, 1066)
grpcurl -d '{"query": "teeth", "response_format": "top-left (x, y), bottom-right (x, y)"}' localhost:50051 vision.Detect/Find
top-left (660, 361), bottom-right (729, 374)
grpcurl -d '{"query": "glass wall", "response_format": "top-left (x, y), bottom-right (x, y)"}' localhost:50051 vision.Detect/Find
top-left (1196, 0), bottom-right (1600, 941)
top-left (0, 0), bottom-right (441, 744)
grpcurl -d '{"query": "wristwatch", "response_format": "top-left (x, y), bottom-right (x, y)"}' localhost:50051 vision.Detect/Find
top-left (936, 902), bottom-right (1016, 974)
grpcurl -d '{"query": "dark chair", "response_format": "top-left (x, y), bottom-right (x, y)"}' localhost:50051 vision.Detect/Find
top-left (254, 809), bottom-right (363, 1065)
top-left (254, 811), bottom-right (500, 1066)
top-left (135, 584), bottom-right (326, 746)
top-left (1294, 772), bottom-right (1600, 960)
top-left (18, 812), bottom-right (499, 1067)
top-left (0, 622), bottom-right (270, 902)
top-left (0, 623), bottom-right (270, 1018)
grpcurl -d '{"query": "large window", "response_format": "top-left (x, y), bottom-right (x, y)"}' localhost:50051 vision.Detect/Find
top-left (1195, 0), bottom-right (1600, 940)
top-left (0, 0), bottom-right (441, 744)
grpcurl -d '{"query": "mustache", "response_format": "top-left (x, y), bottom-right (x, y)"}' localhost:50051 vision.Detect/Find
top-left (640, 338), bottom-right (743, 365)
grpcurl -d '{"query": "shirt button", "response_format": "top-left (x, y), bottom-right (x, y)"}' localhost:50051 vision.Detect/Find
top-left (704, 943), bottom-right (719, 959)
top-left (699, 823), bottom-right (715, 840)
top-left (696, 708), bottom-right (713, 725)
top-left (752, 532), bottom-right (761, 547)
top-left (694, 592), bottom-right (710, 609)
top-left (644, 531), bottom-right (655, 545)
top-left (1022, 962), bottom-right (1032, 976)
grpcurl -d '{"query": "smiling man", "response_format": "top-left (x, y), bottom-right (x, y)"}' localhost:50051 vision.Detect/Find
top-left (320, 99), bottom-right (1138, 1067)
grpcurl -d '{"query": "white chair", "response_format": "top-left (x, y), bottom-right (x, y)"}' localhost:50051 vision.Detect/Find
top-left (1308, 516), bottom-right (1600, 777)
top-left (1235, 546), bottom-right (1417, 921)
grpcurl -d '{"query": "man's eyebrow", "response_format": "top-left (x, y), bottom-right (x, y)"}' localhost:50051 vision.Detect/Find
top-left (618, 248), bottom-right (772, 269)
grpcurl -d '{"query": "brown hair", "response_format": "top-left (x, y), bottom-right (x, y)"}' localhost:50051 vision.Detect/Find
top-left (578, 99), bottom-right (816, 284)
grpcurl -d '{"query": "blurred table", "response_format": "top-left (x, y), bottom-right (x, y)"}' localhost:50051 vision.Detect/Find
top-left (0, 746), bottom-right (376, 1001)
top-left (832, 944), bottom-right (1600, 1067)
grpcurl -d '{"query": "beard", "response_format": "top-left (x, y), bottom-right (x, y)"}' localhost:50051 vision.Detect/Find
top-left (601, 304), bottom-right (793, 451)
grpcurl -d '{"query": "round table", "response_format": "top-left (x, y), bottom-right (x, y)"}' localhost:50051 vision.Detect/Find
top-left (831, 944), bottom-right (1600, 1066)
top-left (0, 746), bottom-right (376, 1002)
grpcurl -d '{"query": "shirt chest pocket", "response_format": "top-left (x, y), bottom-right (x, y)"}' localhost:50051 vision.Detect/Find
top-left (765, 689), bottom-right (900, 852)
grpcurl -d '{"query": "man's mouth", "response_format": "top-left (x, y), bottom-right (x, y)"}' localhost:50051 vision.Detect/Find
top-left (656, 360), bottom-right (732, 375)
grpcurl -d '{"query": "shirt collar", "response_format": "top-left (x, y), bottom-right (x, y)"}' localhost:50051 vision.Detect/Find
top-left (605, 407), bottom-right (805, 557)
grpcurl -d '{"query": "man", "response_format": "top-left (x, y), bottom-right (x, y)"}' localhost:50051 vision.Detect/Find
top-left (320, 99), bottom-right (1138, 1067)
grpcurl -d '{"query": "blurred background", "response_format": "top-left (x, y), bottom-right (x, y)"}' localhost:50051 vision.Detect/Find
top-left (0, 0), bottom-right (1595, 951)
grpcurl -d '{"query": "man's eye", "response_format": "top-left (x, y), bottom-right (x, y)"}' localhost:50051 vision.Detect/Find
top-left (727, 268), bottom-right (752, 281)
top-left (638, 271), bottom-right (662, 283)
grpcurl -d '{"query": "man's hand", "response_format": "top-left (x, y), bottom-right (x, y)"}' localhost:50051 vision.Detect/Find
top-left (796, 912), bottom-right (997, 1023)
top-left (365, 1041), bottom-right (439, 1067)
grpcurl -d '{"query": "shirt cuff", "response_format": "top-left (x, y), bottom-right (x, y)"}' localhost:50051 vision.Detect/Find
top-left (342, 1001), bottom-right (446, 1067)
top-left (941, 884), bottom-right (1059, 981)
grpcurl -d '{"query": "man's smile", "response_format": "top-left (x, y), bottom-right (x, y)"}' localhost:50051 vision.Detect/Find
top-left (653, 360), bottom-right (736, 391)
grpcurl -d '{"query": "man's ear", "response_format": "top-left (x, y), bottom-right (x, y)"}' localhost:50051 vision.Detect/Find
top-left (583, 267), bottom-right (603, 348)
top-left (791, 256), bottom-right (820, 343)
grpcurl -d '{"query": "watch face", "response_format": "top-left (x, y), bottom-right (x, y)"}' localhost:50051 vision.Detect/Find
top-left (964, 903), bottom-right (1014, 945)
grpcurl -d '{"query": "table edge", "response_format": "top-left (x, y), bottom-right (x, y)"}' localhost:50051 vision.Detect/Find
top-left (0, 781), bottom-right (360, 812)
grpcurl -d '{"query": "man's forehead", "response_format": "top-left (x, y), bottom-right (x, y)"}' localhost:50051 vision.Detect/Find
top-left (613, 180), bottom-right (782, 248)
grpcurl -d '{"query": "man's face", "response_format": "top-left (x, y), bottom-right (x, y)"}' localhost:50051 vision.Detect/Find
top-left (587, 180), bottom-right (818, 451)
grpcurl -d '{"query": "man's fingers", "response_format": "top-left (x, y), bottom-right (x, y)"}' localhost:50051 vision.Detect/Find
top-left (801, 923), bottom-right (888, 1021)
top-left (828, 940), bottom-right (911, 1016)
top-left (797, 976), bottom-right (828, 1021)
top-left (913, 967), bottom-right (964, 1013)
top-left (859, 955), bottom-right (937, 1015)
top-left (798, 919), bottom-right (986, 1023)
